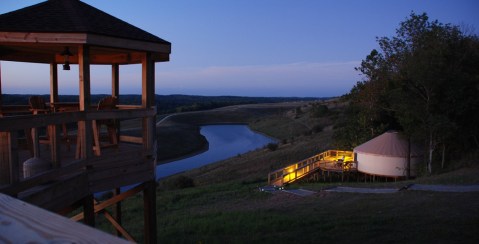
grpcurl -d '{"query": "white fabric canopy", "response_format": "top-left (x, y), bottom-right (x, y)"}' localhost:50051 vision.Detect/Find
top-left (354, 131), bottom-right (422, 157)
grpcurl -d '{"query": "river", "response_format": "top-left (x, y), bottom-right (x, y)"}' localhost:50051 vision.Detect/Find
top-left (155, 124), bottom-right (275, 180)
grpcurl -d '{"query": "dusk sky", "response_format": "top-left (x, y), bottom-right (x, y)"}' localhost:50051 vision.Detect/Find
top-left (1, 0), bottom-right (478, 97)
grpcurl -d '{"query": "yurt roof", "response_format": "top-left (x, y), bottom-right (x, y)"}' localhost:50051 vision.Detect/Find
top-left (354, 131), bottom-right (422, 157)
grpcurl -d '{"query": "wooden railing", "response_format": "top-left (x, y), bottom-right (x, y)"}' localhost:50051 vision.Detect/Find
top-left (0, 107), bottom-right (156, 211)
top-left (268, 150), bottom-right (354, 186)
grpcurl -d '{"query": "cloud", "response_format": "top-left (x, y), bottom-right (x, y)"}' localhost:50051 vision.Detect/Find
top-left (1, 60), bottom-right (361, 97)
top-left (156, 61), bottom-right (360, 97)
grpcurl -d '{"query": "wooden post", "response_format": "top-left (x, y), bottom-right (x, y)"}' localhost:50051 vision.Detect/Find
top-left (78, 45), bottom-right (93, 159)
top-left (78, 45), bottom-right (94, 227)
top-left (50, 63), bottom-right (59, 104)
top-left (83, 194), bottom-right (95, 227)
top-left (141, 52), bottom-right (157, 244)
top-left (49, 64), bottom-right (61, 167)
top-left (407, 137), bottom-right (411, 179)
top-left (112, 64), bottom-right (119, 99)
top-left (0, 132), bottom-right (11, 185)
top-left (0, 61), bottom-right (3, 113)
top-left (8, 131), bottom-right (19, 185)
top-left (141, 52), bottom-right (155, 152)
top-left (114, 187), bottom-right (122, 237)
top-left (141, 52), bottom-right (154, 108)
top-left (0, 131), bottom-right (19, 186)
top-left (111, 64), bottom-right (120, 143)
top-left (143, 180), bottom-right (157, 244)
top-left (49, 124), bottom-right (61, 168)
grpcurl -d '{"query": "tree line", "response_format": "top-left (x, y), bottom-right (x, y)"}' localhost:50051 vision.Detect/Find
top-left (333, 12), bottom-right (479, 174)
top-left (2, 94), bottom-right (319, 115)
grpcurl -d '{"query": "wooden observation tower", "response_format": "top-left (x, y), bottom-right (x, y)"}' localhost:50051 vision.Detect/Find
top-left (0, 0), bottom-right (171, 242)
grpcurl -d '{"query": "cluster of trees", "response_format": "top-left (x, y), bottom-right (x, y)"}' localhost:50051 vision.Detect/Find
top-left (157, 95), bottom-right (319, 114)
top-left (334, 13), bottom-right (479, 174)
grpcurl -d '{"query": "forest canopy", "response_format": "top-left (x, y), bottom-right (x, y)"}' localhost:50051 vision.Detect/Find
top-left (334, 12), bottom-right (479, 174)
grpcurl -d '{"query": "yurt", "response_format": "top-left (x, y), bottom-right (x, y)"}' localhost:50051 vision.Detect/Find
top-left (354, 131), bottom-right (422, 177)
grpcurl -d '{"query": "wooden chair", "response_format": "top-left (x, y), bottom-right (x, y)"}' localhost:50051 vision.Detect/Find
top-left (93, 96), bottom-right (118, 156)
top-left (29, 96), bottom-right (50, 115)
top-left (29, 96), bottom-right (71, 155)
top-left (28, 96), bottom-right (52, 157)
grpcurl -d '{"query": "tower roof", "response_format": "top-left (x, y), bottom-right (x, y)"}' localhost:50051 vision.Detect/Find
top-left (0, 0), bottom-right (169, 45)
top-left (0, 0), bottom-right (170, 64)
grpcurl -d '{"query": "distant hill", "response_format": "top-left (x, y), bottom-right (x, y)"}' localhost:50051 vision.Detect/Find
top-left (1, 94), bottom-right (324, 114)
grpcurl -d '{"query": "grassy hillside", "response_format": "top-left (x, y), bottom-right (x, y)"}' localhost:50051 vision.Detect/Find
top-left (95, 99), bottom-right (479, 243)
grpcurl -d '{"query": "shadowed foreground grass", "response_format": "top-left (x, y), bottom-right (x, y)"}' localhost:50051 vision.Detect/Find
top-left (105, 167), bottom-right (479, 243)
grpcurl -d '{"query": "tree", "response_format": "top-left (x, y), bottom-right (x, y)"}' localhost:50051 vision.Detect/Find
top-left (385, 13), bottom-right (479, 173)
top-left (337, 12), bottom-right (479, 174)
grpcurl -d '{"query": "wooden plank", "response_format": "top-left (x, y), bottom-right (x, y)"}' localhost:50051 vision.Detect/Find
top-left (116, 105), bottom-right (143, 109)
top-left (92, 120), bottom-right (101, 156)
top-left (8, 131), bottom-right (19, 185)
top-left (0, 32), bottom-right (88, 44)
top-left (0, 193), bottom-right (131, 243)
top-left (88, 161), bottom-right (151, 182)
top-left (49, 124), bottom-right (61, 167)
top-left (0, 159), bottom-right (86, 196)
top-left (87, 156), bottom-right (142, 170)
top-left (0, 105), bottom-right (30, 114)
top-left (89, 170), bottom-right (154, 193)
top-left (87, 33), bottom-right (171, 54)
top-left (85, 108), bottom-right (155, 120)
top-left (0, 108), bottom-right (155, 131)
top-left (86, 149), bottom-right (144, 168)
top-left (71, 183), bottom-right (144, 221)
top-left (88, 157), bottom-right (150, 176)
top-left (0, 132), bottom-right (19, 186)
top-left (119, 135), bottom-right (143, 144)
top-left (18, 173), bottom-right (89, 212)
top-left (0, 132), bottom-right (11, 185)
top-left (103, 210), bottom-right (135, 242)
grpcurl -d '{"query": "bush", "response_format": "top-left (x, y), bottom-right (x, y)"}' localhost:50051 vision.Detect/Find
top-left (164, 175), bottom-right (195, 190)
top-left (310, 104), bottom-right (329, 118)
top-left (266, 143), bottom-right (279, 151)
top-left (312, 124), bottom-right (323, 133)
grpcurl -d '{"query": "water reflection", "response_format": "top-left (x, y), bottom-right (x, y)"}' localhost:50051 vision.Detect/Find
top-left (156, 124), bottom-right (275, 180)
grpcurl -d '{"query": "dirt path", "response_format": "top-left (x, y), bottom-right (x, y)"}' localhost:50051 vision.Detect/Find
top-left (274, 184), bottom-right (479, 195)
top-left (324, 184), bottom-right (479, 193)
top-left (407, 184), bottom-right (479, 192)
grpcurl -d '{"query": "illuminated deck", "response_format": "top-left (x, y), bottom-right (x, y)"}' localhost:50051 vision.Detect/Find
top-left (268, 150), bottom-right (355, 186)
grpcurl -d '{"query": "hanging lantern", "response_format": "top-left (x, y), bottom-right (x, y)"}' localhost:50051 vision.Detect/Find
top-left (61, 47), bottom-right (73, 70)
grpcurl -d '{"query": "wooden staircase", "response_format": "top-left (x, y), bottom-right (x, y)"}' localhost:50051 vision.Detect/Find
top-left (268, 150), bottom-right (355, 186)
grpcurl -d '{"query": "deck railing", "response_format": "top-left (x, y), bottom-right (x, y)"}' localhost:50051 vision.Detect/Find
top-left (268, 150), bottom-right (354, 186)
top-left (0, 106), bottom-right (156, 211)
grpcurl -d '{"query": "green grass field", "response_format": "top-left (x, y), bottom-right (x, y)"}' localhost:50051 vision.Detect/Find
top-left (98, 101), bottom-right (479, 243)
